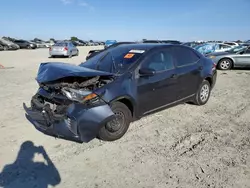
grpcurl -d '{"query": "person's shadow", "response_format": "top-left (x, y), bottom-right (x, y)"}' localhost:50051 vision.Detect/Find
top-left (0, 141), bottom-right (61, 188)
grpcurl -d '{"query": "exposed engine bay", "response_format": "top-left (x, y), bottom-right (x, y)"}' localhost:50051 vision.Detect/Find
top-left (24, 62), bottom-right (119, 143)
top-left (39, 76), bottom-right (113, 92)
top-left (30, 76), bottom-right (113, 126)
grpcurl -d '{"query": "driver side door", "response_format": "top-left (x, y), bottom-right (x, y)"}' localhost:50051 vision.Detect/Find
top-left (136, 48), bottom-right (178, 115)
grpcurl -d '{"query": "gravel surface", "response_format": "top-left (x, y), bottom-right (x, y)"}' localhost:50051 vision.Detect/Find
top-left (0, 47), bottom-right (250, 188)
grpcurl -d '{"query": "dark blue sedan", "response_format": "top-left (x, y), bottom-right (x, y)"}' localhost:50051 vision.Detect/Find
top-left (24, 44), bottom-right (217, 143)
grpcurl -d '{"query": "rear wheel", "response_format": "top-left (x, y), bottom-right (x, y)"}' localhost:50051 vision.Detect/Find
top-left (217, 58), bottom-right (233, 70)
top-left (193, 80), bottom-right (211, 106)
top-left (3, 46), bottom-right (8, 51)
top-left (98, 102), bottom-right (132, 141)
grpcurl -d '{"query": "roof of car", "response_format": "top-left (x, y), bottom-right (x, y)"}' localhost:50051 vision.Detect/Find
top-left (116, 43), bottom-right (175, 50)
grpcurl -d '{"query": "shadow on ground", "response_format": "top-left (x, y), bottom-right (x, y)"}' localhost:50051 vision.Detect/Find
top-left (0, 141), bottom-right (61, 188)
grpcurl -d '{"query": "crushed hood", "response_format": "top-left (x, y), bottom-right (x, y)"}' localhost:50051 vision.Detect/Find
top-left (36, 62), bottom-right (114, 83)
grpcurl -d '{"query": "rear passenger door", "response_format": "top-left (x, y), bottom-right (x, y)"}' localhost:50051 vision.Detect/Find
top-left (235, 47), bottom-right (250, 66)
top-left (172, 46), bottom-right (202, 100)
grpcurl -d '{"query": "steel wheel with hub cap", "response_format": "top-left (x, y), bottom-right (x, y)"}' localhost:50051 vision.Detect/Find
top-left (217, 58), bottom-right (233, 70)
top-left (98, 102), bottom-right (132, 141)
top-left (193, 80), bottom-right (211, 105)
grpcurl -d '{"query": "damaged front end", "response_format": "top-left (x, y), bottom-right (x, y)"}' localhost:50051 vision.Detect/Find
top-left (24, 66), bottom-right (116, 143)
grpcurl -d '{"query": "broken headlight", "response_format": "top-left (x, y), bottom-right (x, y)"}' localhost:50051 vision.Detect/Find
top-left (62, 88), bottom-right (99, 103)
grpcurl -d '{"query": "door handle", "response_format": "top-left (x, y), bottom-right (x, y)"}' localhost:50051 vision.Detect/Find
top-left (170, 74), bottom-right (178, 79)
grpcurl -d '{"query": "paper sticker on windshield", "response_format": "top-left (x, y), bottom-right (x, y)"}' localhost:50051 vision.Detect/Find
top-left (124, 53), bottom-right (135, 59)
top-left (129, 50), bottom-right (145, 54)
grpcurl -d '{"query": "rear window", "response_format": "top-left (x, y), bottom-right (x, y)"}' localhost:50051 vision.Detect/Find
top-left (54, 43), bottom-right (67, 47)
top-left (15, 40), bottom-right (25, 43)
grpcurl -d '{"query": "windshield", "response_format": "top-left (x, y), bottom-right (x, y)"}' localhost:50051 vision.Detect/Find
top-left (226, 45), bottom-right (247, 53)
top-left (80, 45), bottom-right (147, 74)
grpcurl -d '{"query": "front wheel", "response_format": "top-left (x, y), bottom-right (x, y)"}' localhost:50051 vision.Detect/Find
top-left (98, 102), bottom-right (132, 141)
top-left (193, 80), bottom-right (211, 106)
top-left (217, 58), bottom-right (233, 70)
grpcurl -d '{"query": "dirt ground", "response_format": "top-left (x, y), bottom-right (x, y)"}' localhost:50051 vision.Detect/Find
top-left (0, 47), bottom-right (249, 188)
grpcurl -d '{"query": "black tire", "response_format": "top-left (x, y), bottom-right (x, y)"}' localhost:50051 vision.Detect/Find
top-left (217, 58), bottom-right (233, 70)
top-left (98, 102), bottom-right (132, 141)
top-left (3, 46), bottom-right (8, 51)
top-left (193, 80), bottom-right (211, 106)
top-left (50, 55), bottom-right (55, 58)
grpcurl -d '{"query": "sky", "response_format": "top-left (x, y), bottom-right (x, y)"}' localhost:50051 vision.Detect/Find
top-left (0, 0), bottom-right (250, 41)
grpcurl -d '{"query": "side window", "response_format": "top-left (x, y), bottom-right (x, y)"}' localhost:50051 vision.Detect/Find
top-left (220, 44), bottom-right (230, 49)
top-left (173, 47), bottom-right (200, 67)
top-left (142, 49), bottom-right (175, 71)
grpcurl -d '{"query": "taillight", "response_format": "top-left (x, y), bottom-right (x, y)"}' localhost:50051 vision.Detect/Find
top-left (64, 47), bottom-right (68, 51)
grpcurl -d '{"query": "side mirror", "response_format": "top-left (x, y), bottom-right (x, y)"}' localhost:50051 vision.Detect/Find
top-left (139, 68), bottom-right (156, 77)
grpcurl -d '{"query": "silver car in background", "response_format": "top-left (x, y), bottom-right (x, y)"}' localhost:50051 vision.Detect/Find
top-left (49, 41), bottom-right (79, 58)
top-left (207, 44), bottom-right (250, 70)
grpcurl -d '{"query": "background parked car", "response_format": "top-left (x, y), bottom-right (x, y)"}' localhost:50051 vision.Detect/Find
top-left (195, 43), bottom-right (233, 54)
top-left (78, 40), bottom-right (88, 46)
top-left (182, 42), bottom-right (202, 48)
top-left (0, 38), bottom-right (19, 50)
top-left (49, 41), bottom-right (79, 58)
top-left (161, 40), bottom-right (182, 44)
top-left (30, 40), bottom-right (48, 48)
top-left (224, 42), bottom-right (239, 47)
top-left (13, 40), bottom-right (37, 49)
top-left (104, 40), bottom-right (117, 48)
top-left (207, 44), bottom-right (250, 70)
top-left (0, 44), bottom-right (4, 51)
top-left (86, 42), bottom-right (135, 60)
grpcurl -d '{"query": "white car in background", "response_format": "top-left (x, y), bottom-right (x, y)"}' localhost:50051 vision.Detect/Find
top-left (49, 41), bottom-right (79, 58)
top-left (215, 43), bottom-right (233, 52)
top-left (224, 42), bottom-right (239, 47)
top-left (30, 41), bottom-right (48, 48)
